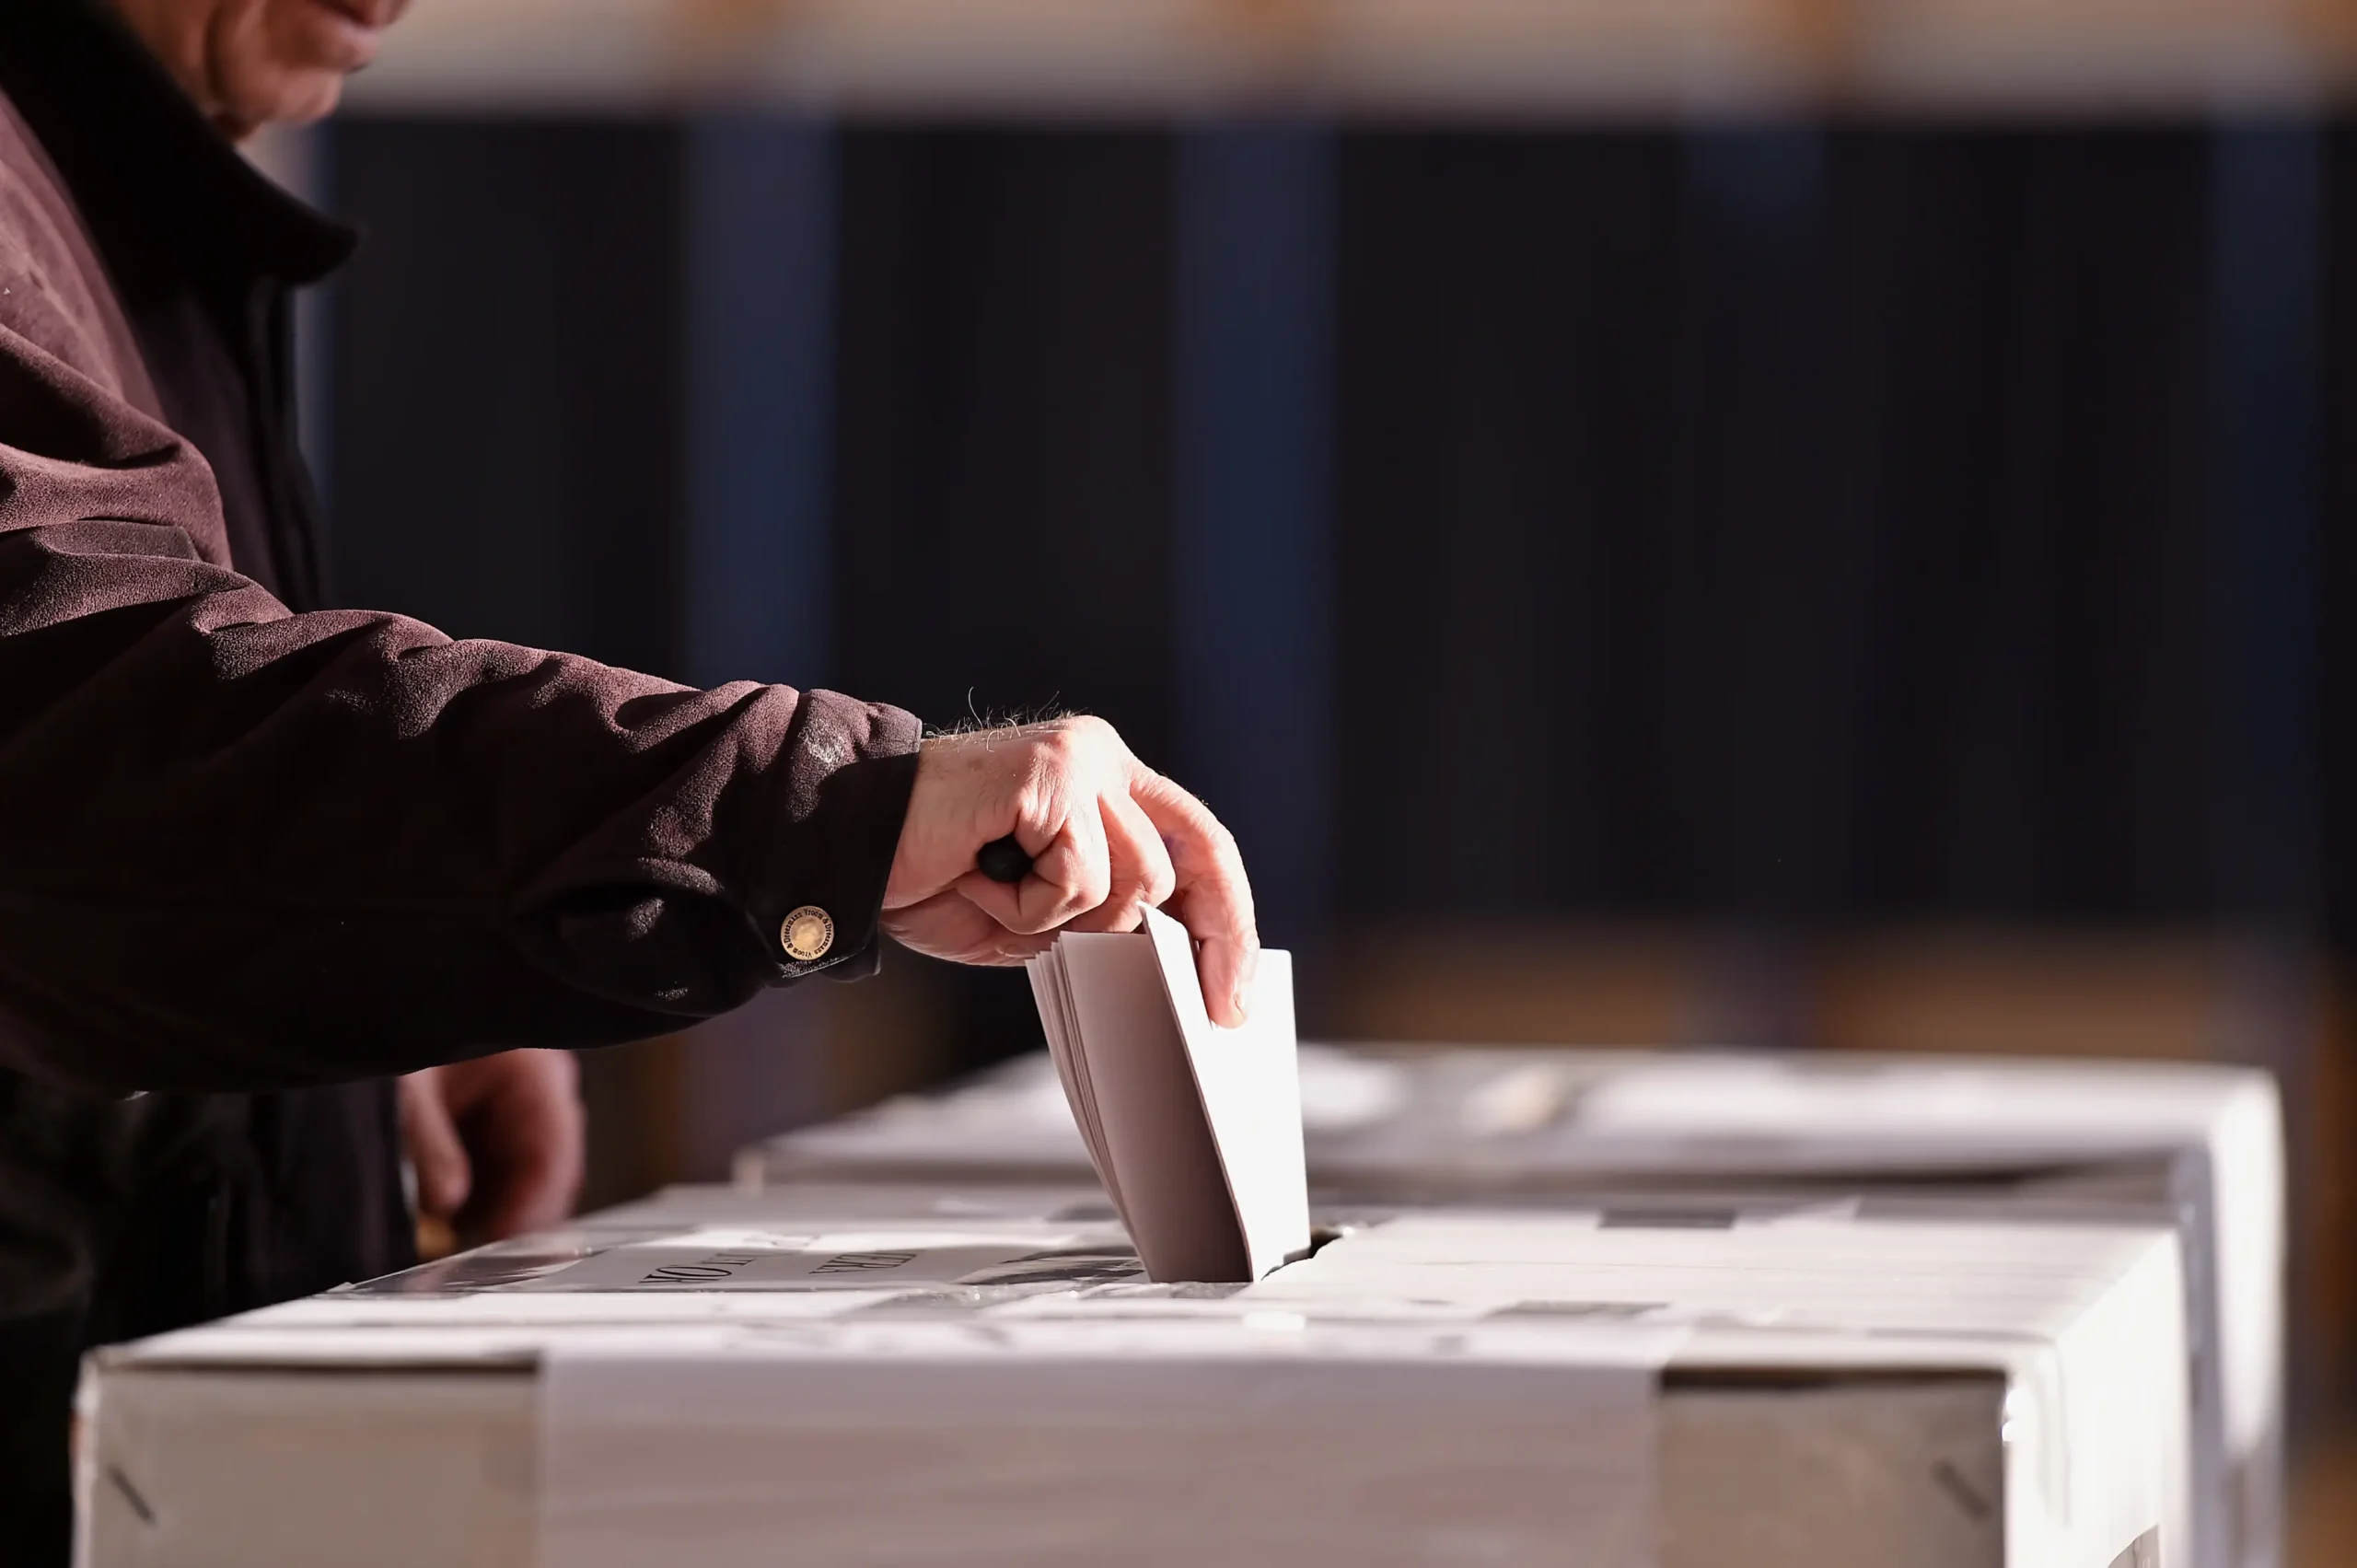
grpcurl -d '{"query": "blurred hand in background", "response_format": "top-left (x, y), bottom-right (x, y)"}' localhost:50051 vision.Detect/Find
top-left (399, 1048), bottom-right (585, 1247)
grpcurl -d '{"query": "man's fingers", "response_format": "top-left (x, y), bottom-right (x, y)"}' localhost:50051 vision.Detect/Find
top-left (1022, 809), bottom-right (1112, 930)
top-left (956, 807), bottom-right (1112, 935)
top-left (1063, 791), bottom-right (1176, 934)
top-left (889, 887), bottom-right (1059, 965)
top-left (1165, 879), bottom-right (1258, 1028)
top-left (885, 719), bottom-right (1260, 1004)
top-left (1128, 772), bottom-right (1259, 1026)
top-left (396, 1069), bottom-right (471, 1219)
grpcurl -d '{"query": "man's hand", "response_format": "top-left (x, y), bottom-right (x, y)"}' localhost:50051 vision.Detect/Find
top-left (398, 1049), bottom-right (585, 1246)
top-left (882, 717), bottom-right (1260, 1026)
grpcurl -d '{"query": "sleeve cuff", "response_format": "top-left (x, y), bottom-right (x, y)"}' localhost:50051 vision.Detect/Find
top-left (743, 691), bottom-right (922, 985)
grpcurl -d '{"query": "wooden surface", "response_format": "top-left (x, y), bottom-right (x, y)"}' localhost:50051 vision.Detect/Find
top-left (346, 0), bottom-right (2357, 113)
top-left (2292, 1426), bottom-right (2357, 1568)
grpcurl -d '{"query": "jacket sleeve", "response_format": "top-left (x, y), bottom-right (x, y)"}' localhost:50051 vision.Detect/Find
top-left (0, 226), bottom-right (920, 1096)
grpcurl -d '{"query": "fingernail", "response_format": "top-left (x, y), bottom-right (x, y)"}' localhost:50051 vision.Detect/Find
top-left (1231, 981), bottom-right (1252, 1021)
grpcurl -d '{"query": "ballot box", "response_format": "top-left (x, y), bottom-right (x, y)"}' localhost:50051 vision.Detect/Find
top-left (745, 1045), bottom-right (2282, 1568)
top-left (79, 1203), bottom-right (2185, 1568)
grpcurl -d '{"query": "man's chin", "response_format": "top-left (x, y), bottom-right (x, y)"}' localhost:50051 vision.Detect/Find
top-left (219, 72), bottom-right (348, 141)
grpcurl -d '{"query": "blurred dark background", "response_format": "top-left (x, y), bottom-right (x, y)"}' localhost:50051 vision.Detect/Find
top-left (284, 106), bottom-right (2353, 1491)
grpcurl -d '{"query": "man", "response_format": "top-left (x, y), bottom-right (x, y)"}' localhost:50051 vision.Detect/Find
top-left (0, 0), bottom-right (1260, 1555)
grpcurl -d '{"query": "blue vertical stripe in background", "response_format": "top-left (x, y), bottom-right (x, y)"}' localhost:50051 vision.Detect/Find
top-left (2209, 119), bottom-right (2322, 928)
top-left (1173, 122), bottom-right (1337, 953)
top-left (683, 115), bottom-right (838, 691)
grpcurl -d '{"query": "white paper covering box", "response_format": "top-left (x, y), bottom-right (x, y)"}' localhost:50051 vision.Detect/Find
top-left (746, 1044), bottom-right (2282, 1568)
top-left (79, 1206), bottom-right (2186, 1568)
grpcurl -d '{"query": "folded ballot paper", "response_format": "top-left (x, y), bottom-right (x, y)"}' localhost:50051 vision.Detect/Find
top-left (749, 1045), bottom-right (2282, 1568)
top-left (80, 1203), bottom-right (2189, 1568)
top-left (1024, 907), bottom-right (1308, 1281)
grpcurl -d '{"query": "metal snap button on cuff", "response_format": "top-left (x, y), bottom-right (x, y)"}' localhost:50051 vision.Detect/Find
top-left (781, 905), bottom-right (834, 962)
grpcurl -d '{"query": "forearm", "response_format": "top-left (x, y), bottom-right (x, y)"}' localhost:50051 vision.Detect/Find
top-left (0, 519), bottom-right (919, 1093)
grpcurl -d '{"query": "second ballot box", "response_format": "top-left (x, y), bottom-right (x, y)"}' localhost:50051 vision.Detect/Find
top-left (81, 1199), bottom-right (2186, 1568)
top-left (744, 1045), bottom-right (2282, 1568)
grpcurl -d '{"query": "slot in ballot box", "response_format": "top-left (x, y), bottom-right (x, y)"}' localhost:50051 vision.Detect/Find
top-left (743, 1045), bottom-right (2282, 1568)
top-left (80, 1202), bottom-right (2186, 1568)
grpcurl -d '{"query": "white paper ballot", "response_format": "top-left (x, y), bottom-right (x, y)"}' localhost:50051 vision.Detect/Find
top-left (1026, 908), bottom-right (1308, 1282)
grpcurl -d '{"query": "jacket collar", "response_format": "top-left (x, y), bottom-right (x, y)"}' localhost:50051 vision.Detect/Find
top-left (0, 0), bottom-right (357, 292)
